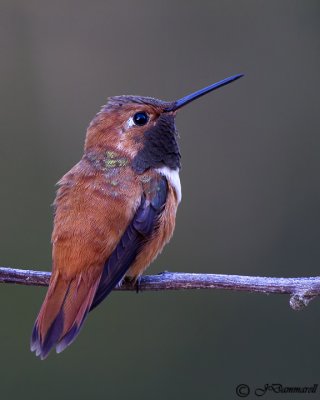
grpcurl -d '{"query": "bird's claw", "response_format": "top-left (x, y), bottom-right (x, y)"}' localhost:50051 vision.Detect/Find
top-left (135, 276), bottom-right (142, 293)
top-left (123, 276), bottom-right (142, 293)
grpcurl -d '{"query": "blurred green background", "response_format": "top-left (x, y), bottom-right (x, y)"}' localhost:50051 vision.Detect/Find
top-left (1, 0), bottom-right (320, 399)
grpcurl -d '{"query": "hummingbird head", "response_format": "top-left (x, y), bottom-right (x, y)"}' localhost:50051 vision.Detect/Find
top-left (84, 74), bottom-right (243, 173)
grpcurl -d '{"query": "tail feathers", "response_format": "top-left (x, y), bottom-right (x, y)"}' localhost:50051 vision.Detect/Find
top-left (31, 271), bottom-right (100, 359)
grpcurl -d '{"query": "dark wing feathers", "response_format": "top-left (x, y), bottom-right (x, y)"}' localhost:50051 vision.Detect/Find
top-left (90, 176), bottom-right (168, 310)
top-left (31, 175), bottom-right (168, 358)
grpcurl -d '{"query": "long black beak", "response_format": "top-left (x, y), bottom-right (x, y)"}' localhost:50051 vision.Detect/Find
top-left (165, 74), bottom-right (244, 112)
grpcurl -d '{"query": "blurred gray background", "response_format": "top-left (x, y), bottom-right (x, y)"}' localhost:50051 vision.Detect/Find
top-left (1, 1), bottom-right (320, 399)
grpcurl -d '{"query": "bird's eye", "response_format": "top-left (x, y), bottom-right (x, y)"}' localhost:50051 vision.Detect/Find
top-left (133, 112), bottom-right (149, 126)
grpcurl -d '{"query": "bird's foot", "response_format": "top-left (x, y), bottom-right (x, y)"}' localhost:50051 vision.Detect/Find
top-left (134, 276), bottom-right (142, 293)
top-left (123, 276), bottom-right (142, 293)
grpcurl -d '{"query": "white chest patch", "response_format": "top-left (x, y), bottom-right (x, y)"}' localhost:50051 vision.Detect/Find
top-left (156, 167), bottom-right (182, 204)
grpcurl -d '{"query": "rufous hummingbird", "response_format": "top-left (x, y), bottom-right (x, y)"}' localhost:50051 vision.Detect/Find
top-left (31, 74), bottom-right (243, 359)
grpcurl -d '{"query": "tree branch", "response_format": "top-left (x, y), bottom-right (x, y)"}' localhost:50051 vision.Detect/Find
top-left (0, 266), bottom-right (319, 310)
